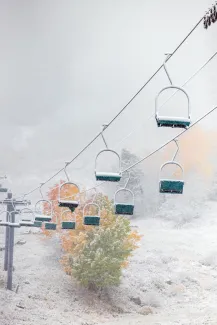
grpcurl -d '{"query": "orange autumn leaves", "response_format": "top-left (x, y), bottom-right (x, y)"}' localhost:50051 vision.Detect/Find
top-left (162, 126), bottom-right (217, 179)
top-left (42, 183), bottom-right (142, 274)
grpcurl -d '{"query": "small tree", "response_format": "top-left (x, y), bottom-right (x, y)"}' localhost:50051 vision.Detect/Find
top-left (72, 215), bottom-right (140, 290)
top-left (42, 183), bottom-right (142, 282)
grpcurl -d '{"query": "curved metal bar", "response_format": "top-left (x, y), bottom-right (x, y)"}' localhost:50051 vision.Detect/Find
top-left (163, 53), bottom-right (173, 85)
top-left (0, 211), bottom-right (18, 226)
top-left (59, 182), bottom-right (80, 201)
top-left (95, 149), bottom-right (122, 174)
top-left (160, 161), bottom-right (184, 178)
top-left (83, 203), bottom-right (100, 217)
top-left (155, 86), bottom-right (191, 118)
top-left (35, 199), bottom-right (53, 217)
top-left (20, 208), bottom-right (35, 222)
top-left (0, 209), bottom-right (8, 222)
top-left (60, 209), bottom-right (76, 223)
top-left (114, 188), bottom-right (134, 205)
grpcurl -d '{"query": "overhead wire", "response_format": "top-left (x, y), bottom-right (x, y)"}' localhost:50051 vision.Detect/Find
top-left (18, 15), bottom-right (204, 199)
top-left (30, 50), bottom-right (217, 203)
top-left (47, 104), bottom-right (217, 203)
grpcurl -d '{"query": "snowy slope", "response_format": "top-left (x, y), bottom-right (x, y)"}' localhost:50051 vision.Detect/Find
top-left (0, 200), bottom-right (217, 324)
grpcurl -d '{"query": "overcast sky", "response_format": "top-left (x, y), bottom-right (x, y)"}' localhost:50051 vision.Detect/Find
top-left (0, 0), bottom-right (216, 201)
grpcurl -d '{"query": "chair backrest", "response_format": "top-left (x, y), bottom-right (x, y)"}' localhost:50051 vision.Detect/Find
top-left (114, 188), bottom-right (134, 205)
top-left (95, 149), bottom-right (121, 174)
top-left (155, 86), bottom-right (190, 119)
top-left (83, 203), bottom-right (100, 217)
top-left (160, 161), bottom-right (184, 179)
top-left (20, 208), bottom-right (35, 222)
top-left (35, 199), bottom-right (53, 217)
top-left (59, 182), bottom-right (80, 202)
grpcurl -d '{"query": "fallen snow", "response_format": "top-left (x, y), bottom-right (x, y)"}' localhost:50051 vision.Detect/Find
top-left (1, 200), bottom-right (217, 324)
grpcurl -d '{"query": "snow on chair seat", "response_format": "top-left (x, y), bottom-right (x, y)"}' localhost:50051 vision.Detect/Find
top-left (159, 179), bottom-right (184, 194)
top-left (156, 116), bottom-right (190, 128)
top-left (35, 214), bottom-right (52, 222)
top-left (95, 172), bottom-right (121, 182)
top-left (58, 200), bottom-right (79, 209)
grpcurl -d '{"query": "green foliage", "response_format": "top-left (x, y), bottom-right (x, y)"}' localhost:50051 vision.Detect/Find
top-left (72, 216), bottom-right (134, 289)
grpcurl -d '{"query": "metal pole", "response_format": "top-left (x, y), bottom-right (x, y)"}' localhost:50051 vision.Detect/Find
top-left (4, 192), bottom-right (12, 271)
top-left (7, 208), bottom-right (15, 290)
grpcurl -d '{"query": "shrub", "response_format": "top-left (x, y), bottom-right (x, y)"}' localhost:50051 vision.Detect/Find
top-left (43, 183), bottom-right (142, 288)
top-left (72, 215), bottom-right (139, 289)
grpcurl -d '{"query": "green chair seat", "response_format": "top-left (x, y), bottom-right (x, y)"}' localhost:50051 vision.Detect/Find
top-left (0, 188), bottom-right (7, 193)
top-left (96, 172), bottom-right (121, 182)
top-left (160, 180), bottom-right (184, 194)
top-left (45, 222), bottom-right (56, 230)
top-left (115, 204), bottom-right (134, 215)
top-left (84, 216), bottom-right (100, 226)
top-left (33, 221), bottom-right (43, 228)
top-left (62, 221), bottom-right (76, 230)
top-left (156, 117), bottom-right (190, 129)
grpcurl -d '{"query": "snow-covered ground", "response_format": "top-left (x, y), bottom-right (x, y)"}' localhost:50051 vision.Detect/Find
top-left (1, 200), bottom-right (217, 324)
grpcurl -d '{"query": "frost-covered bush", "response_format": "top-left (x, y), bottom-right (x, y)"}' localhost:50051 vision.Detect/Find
top-left (72, 216), bottom-right (140, 289)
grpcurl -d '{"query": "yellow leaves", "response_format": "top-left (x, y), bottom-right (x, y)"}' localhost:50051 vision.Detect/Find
top-left (43, 181), bottom-right (142, 276)
top-left (163, 125), bottom-right (217, 179)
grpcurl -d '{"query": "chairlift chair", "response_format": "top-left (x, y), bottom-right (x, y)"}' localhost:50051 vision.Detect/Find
top-left (155, 54), bottom-right (191, 129)
top-left (83, 203), bottom-right (100, 226)
top-left (58, 182), bottom-right (80, 211)
top-left (58, 163), bottom-right (80, 211)
top-left (95, 125), bottom-right (122, 182)
top-left (61, 209), bottom-right (76, 230)
top-left (159, 162), bottom-right (184, 194)
top-left (159, 139), bottom-right (184, 194)
top-left (114, 189), bottom-right (134, 215)
top-left (35, 183), bottom-right (53, 222)
top-left (19, 208), bottom-right (36, 227)
top-left (35, 199), bottom-right (53, 222)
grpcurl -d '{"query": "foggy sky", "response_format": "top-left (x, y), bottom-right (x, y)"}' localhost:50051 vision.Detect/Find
top-left (0, 0), bottom-right (216, 200)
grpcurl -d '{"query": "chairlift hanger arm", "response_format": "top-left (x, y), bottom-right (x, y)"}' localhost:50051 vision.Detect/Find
top-left (64, 162), bottom-right (70, 182)
top-left (101, 124), bottom-right (109, 149)
top-left (39, 182), bottom-right (45, 199)
top-left (164, 53), bottom-right (173, 85)
top-left (172, 139), bottom-right (179, 161)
